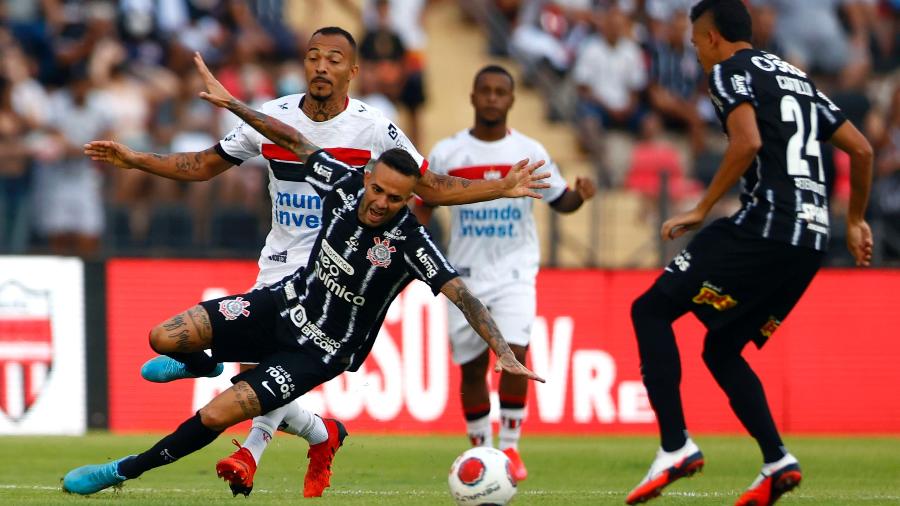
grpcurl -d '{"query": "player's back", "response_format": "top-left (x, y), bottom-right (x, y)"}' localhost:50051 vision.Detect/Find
top-left (709, 49), bottom-right (846, 251)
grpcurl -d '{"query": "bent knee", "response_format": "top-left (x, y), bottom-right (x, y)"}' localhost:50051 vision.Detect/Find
top-left (198, 407), bottom-right (232, 431)
top-left (148, 325), bottom-right (167, 353)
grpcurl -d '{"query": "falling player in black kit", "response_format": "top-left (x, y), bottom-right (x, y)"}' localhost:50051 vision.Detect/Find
top-left (626, 1), bottom-right (874, 505)
top-left (62, 98), bottom-right (545, 499)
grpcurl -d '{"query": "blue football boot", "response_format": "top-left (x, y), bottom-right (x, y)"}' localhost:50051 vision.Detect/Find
top-left (63, 456), bottom-right (134, 495)
top-left (140, 356), bottom-right (224, 383)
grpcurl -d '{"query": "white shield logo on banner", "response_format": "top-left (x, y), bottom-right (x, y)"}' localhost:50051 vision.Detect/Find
top-left (0, 280), bottom-right (53, 422)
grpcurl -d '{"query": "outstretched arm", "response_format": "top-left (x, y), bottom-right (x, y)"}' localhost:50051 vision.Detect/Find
top-left (415, 159), bottom-right (551, 206)
top-left (83, 142), bottom-right (232, 182)
top-left (440, 277), bottom-right (545, 382)
top-left (194, 52), bottom-right (321, 163)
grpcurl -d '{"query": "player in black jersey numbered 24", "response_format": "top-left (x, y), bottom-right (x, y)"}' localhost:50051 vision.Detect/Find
top-left (625, 1), bottom-right (874, 505)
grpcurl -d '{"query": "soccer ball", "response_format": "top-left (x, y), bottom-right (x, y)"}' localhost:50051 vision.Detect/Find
top-left (447, 446), bottom-right (518, 505)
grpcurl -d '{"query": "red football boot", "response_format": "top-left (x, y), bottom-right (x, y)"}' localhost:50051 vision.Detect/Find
top-left (735, 454), bottom-right (802, 506)
top-left (216, 439), bottom-right (257, 497)
top-left (502, 447), bottom-right (528, 482)
top-left (303, 418), bottom-right (348, 497)
top-left (626, 438), bottom-right (704, 504)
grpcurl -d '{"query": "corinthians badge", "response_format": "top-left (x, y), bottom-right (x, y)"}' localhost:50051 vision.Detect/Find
top-left (366, 237), bottom-right (396, 268)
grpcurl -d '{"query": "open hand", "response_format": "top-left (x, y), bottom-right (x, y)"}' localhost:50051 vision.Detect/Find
top-left (494, 351), bottom-right (545, 383)
top-left (502, 158), bottom-right (550, 199)
top-left (83, 140), bottom-right (135, 170)
top-left (194, 52), bottom-right (235, 108)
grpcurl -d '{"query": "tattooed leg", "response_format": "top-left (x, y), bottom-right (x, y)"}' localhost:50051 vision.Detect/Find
top-left (149, 305), bottom-right (218, 375)
top-left (200, 381), bottom-right (262, 430)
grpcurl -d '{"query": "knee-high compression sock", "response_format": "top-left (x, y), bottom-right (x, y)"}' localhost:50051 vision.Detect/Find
top-left (631, 286), bottom-right (689, 452)
top-left (703, 339), bottom-right (786, 463)
top-left (118, 412), bottom-right (222, 479)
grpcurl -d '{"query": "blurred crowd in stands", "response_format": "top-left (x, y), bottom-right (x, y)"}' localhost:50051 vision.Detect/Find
top-left (0, 0), bottom-right (898, 265)
top-left (474, 0), bottom-right (900, 264)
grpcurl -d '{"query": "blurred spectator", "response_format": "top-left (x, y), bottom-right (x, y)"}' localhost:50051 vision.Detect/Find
top-left (748, 2), bottom-right (781, 54)
top-left (644, 7), bottom-right (706, 155)
top-left (749, 0), bottom-right (870, 89)
top-left (359, 0), bottom-right (408, 106)
top-left (339, 0), bottom-right (429, 145)
top-left (30, 66), bottom-right (110, 256)
top-left (510, 0), bottom-right (593, 77)
top-left (573, 3), bottom-right (647, 185)
top-left (624, 113), bottom-right (702, 215)
top-left (873, 84), bottom-right (900, 260)
top-left (0, 74), bottom-right (30, 251)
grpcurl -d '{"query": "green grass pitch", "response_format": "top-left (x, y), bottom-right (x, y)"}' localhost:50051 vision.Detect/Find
top-left (1, 433), bottom-right (898, 505)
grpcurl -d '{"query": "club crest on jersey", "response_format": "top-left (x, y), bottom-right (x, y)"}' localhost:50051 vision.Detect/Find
top-left (366, 237), bottom-right (396, 267)
top-left (218, 297), bottom-right (251, 320)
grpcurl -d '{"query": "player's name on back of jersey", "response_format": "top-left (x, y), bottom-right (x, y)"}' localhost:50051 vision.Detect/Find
top-left (459, 205), bottom-right (523, 238)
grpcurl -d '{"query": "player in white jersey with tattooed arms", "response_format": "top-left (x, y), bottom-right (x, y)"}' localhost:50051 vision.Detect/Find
top-left (415, 65), bottom-right (595, 481)
top-left (84, 28), bottom-right (549, 498)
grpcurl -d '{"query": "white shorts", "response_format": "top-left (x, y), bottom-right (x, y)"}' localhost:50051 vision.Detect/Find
top-left (449, 279), bottom-right (536, 365)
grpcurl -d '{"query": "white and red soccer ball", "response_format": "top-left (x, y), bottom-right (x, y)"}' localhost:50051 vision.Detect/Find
top-left (448, 447), bottom-right (517, 505)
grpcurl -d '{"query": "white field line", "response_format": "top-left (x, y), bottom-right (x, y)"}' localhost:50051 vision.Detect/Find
top-left (1, 484), bottom-right (898, 501)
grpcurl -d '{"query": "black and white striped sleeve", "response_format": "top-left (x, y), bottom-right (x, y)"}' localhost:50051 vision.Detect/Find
top-left (403, 226), bottom-right (458, 295)
top-left (708, 61), bottom-right (754, 121)
top-left (813, 90), bottom-right (847, 141)
top-left (303, 150), bottom-right (358, 196)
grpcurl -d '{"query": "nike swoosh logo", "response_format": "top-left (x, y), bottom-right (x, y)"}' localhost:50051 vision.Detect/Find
top-left (261, 380), bottom-right (276, 397)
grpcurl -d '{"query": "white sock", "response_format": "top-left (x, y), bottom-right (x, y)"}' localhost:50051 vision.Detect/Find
top-left (244, 403), bottom-right (293, 464)
top-left (499, 406), bottom-right (526, 450)
top-left (465, 414), bottom-right (492, 447)
top-left (281, 403), bottom-right (328, 445)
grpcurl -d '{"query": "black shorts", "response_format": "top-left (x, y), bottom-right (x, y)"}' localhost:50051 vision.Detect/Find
top-left (200, 286), bottom-right (346, 413)
top-left (230, 350), bottom-right (345, 413)
top-left (199, 287), bottom-right (282, 364)
top-left (655, 219), bottom-right (824, 347)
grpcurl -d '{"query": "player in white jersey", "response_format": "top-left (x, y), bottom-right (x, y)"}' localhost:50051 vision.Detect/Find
top-left (84, 30), bottom-right (550, 498)
top-left (415, 65), bottom-right (595, 481)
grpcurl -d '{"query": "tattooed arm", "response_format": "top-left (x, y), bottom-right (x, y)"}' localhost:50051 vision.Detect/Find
top-left (83, 142), bottom-right (233, 181)
top-left (414, 159), bottom-right (551, 206)
top-left (193, 52), bottom-right (320, 163)
top-left (440, 278), bottom-right (545, 382)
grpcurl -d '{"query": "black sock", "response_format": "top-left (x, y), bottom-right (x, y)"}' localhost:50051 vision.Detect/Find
top-left (631, 287), bottom-right (689, 452)
top-left (166, 351), bottom-right (217, 376)
top-left (703, 337), bottom-right (785, 463)
top-left (118, 412), bottom-right (222, 479)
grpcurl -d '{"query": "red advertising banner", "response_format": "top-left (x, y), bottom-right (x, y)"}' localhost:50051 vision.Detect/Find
top-left (107, 260), bottom-right (900, 434)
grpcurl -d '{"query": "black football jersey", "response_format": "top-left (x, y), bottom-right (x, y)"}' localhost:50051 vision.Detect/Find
top-left (273, 150), bottom-right (458, 371)
top-left (709, 49), bottom-right (847, 251)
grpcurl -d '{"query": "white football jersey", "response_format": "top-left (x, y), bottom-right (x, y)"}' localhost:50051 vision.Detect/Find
top-left (428, 129), bottom-right (567, 283)
top-left (218, 94), bottom-right (426, 287)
